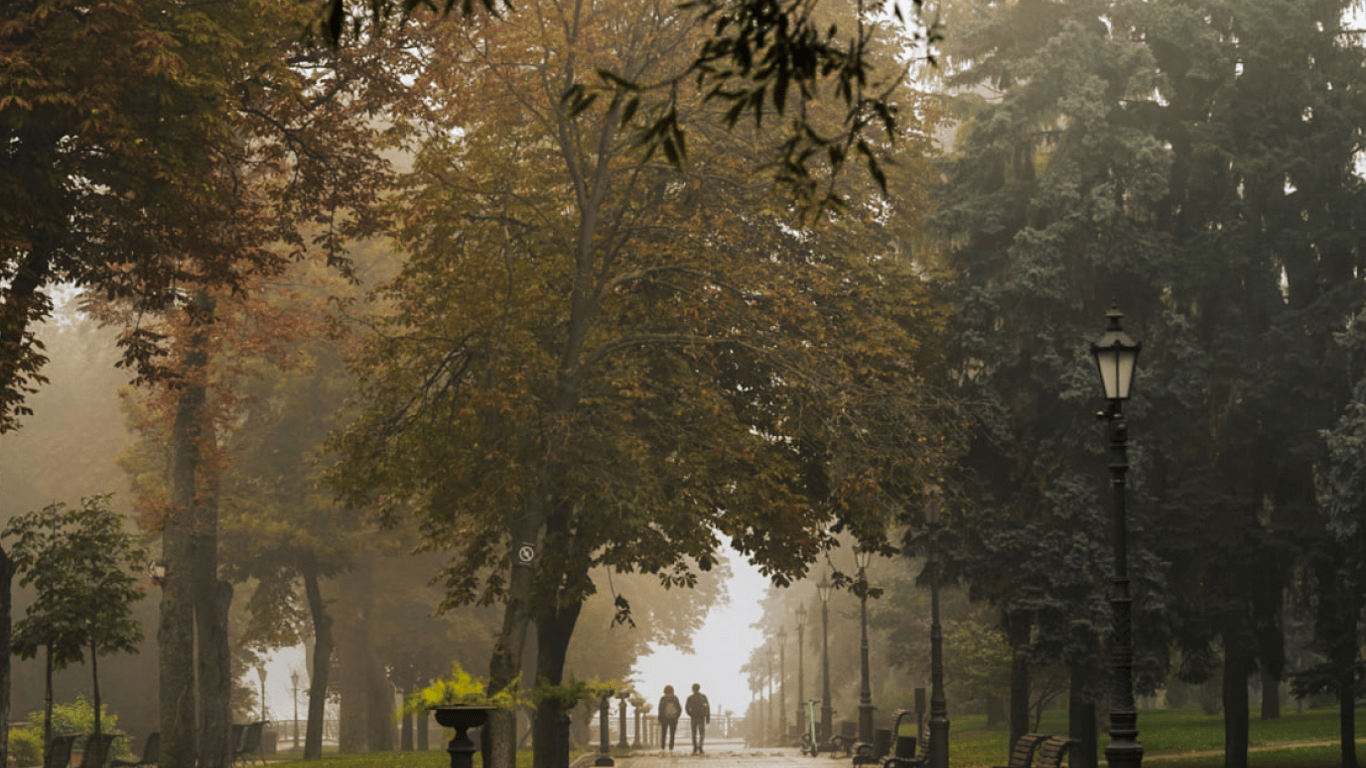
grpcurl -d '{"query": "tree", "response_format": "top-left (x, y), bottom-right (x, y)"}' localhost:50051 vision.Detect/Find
top-left (3, 495), bottom-right (147, 749)
top-left (934, 0), bottom-right (1366, 765)
top-left (329, 2), bottom-right (956, 768)
top-left (319, 0), bottom-right (942, 210)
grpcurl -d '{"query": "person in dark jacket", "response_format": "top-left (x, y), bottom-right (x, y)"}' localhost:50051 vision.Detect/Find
top-left (658, 685), bottom-right (682, 751)
top-left (685, 683), bottom-right (710, 754)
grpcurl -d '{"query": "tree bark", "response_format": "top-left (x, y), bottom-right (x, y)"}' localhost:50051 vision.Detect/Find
top-left (1006, 617), bottom-right (1031, 752)
top-left (198, 579), bottom-right (234, 768)
top-left (160, 297), bottom-right (211, 768)
top-left (1258, 667), bottom-right (1279, 720)
top-left (366, 655), bottom-right (395, 752)
top-left (1338, 667), bottom-right (1358, 768)
top-left (1067, 665), bottom-right (1097, 768)
top-left (532, 600), bottom-right (582, 768)
top-left (92, 637), bottom-right (101, 737)
top-left (1335, 582), bottom-right (1361, 768)
top-left (0, 550), bottom-right (11, 768)
top-left (303, 558), bottom-right (334, 760)
top-left (1221, 641), bottom-right (1251, 768)
top-left (338, 560), bottom-right (389, 753)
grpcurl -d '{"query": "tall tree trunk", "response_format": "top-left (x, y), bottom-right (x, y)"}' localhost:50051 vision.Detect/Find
top-left (92, 637), bottom-right (101, 737)
top-left (1006, 617), bottom-right (1031, 752)
top-left (1338, 667), bottom-right (1358, 768)
top-left (161, 290), bottom-right (214, 768)
top-left (338, 561), bottom-right (377, 753)
top-left (1221, 641), bottom-right (1251, 768)
top-left (366, 657), bottom-right (395, 752)
top-left (532, 600), bottom-right (582, 768)
top-left (44, 646), bottom-right (52, 749)
top-left (303, 558), bottom-right (335, 760)
top-left (1258, 667), bottom-right (1279, 720)
top-left (400, 684), bottom-right (414, 752)
top-left (486, 509), bottom-right (542, 768)
top-left (198, 579), bottom-right (234, 768)
top-left (1067, 663), bottom-right (1097, 768)
top-left (0, 550), bottom-right (11, 768)
top-left (1335, 582), bottom-right (1361, 768)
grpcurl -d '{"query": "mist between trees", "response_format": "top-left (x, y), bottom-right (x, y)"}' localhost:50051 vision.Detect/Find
top-left (2, 0), bottom-right (1365, 768)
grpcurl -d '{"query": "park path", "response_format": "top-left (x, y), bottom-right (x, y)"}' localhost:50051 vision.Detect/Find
top-left (575, 735), bottom-right (1366, 768)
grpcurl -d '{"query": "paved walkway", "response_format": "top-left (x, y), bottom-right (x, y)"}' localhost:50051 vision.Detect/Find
top-left (572, 741), bottom-right (842, 768)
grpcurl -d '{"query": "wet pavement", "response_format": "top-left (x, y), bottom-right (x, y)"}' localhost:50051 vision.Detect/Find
top-left (572, 740), bottom-right (851, 768)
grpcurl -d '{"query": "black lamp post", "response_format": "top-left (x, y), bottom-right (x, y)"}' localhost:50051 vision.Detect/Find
top-left (767, 648), bottom-right (776, 746)
top-left (795, 604), bottom-right (807, 737)
top-left (290, 670), bottom-right (300, 749)
top-left (257, 666), bottom-right (268, 722)
top-left (1091, 305), bottom-right (1143, 768)
top-left (817, 573), bottom-right (834, 745)
top-left (595, 692), bottom-right (614, 766)
top-left (631, 694), bottom-right (644, 750)
top-left (778, 627), bottom-right (788, 745)
top-left (617, 692), bottom-right (631, 751)
top-left (855, 547), bottom-right (874, 744)
top-left (926, 487), bottom-right (949, 768)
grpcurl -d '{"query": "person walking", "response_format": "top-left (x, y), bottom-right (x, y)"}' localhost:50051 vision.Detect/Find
top-left (685, 683), bottom-right (710, 755)
top-left (658, 685), bottom-right (682, 751)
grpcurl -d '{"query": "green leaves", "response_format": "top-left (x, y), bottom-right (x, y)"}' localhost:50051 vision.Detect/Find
top-left (3, 494), bottom-right (148, 666)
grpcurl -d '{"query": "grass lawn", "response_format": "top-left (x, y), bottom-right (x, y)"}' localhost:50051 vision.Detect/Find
top-left (944, 706), bottom-right (1363, 767)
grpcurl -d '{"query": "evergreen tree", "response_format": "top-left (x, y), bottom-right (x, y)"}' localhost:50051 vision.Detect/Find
top-left (935, 0), bottom-right (1366, 765)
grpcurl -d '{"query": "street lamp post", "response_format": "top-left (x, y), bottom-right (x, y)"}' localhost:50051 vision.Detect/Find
top-left (817, 573), bottom-right (834, 746)
top-left (855, 547), bottom-right (874, 744)
top-left (257, 666), bottom-right (268, 722)
top-left (617, 692), bottom-right (631, 751)
top-left (290, 670), bottom-right (300, 749)
top-left (926, 488), bottom-right (949, 768)
top-left (767, 649), bottom-right (776, 746)
top-left (1091, 305), bottom-right (1143, 768)
top-left (595, 692), bottom-right (614, 766)
top-left (795, 605), bottom-right (807, 738)
top-left (778, 627), bottom-right (788, 745)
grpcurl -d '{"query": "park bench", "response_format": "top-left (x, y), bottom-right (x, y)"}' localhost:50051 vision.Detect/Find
top-left (877, 711), bottom-right (928, 768)
top-left (82, 733), bottom-right (120, 768)
top-left (991, 733), bottom-right (1050, 768)
top-left (1034, 736), bottom-right (1078, 768)
top-left (111, 732), bottom-right (158, 768)
top-left (231, 721), bottom-right (267, 767)
top-left (43, 734), bottom-right (78, 768)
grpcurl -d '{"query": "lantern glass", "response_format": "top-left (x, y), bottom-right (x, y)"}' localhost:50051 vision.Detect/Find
top-left (854, 547), bottom-right (873, 571)
top-left (1091, 308), bottom-right (1141, 401)
top-left (817, 574), bottom-right (833, 604)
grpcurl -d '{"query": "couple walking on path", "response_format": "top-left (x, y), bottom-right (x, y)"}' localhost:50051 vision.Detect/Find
top-left (657, 683), bottom-right (710, 754)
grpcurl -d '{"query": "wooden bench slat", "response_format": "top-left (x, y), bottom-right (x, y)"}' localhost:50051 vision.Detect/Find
top-left (991, 733), bottom-right (1050, 768)
top-left (1035, 736), bottom-right (1079, 768)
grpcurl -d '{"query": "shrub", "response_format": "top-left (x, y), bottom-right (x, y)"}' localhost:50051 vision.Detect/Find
top-left (7, 696), bottom-right (131, 766)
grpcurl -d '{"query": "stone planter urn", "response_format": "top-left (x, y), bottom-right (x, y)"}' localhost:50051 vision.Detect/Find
top-left (433, 705), bottom-right (495, 768)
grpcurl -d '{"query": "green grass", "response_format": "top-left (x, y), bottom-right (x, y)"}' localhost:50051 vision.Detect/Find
top-left (943, 706), bottom-right (1364, 767)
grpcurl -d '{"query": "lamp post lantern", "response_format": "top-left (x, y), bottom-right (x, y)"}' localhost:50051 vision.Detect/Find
top-left (817, 573), bottom-right (834, 745)
top-left (855, 547), bottom-right (874, 744)
top-left (795, 604), bottom-right (807, 737)
top-left (925, 488), bottom-right (949, 768)
top-left (1091, 305), bottom-right (1143, 768)
top-left (778, 627), bottom-right (788, 745)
